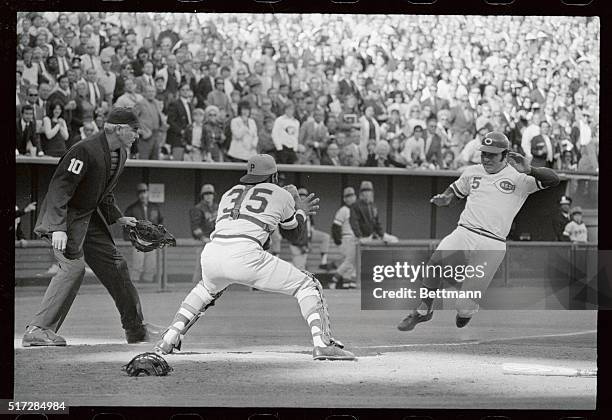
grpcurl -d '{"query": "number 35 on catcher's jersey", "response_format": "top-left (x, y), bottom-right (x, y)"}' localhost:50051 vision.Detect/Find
top-left (216, 183), bottom-right (295, 232)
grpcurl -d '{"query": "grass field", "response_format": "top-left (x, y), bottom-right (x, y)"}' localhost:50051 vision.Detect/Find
top-left (14, 284), bottom-right (597, 409)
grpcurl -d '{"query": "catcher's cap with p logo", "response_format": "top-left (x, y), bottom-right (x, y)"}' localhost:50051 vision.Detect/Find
top-left (479, 131), bottom-right (510, 154)
top-left (240, 154), bottom-right (278, 184)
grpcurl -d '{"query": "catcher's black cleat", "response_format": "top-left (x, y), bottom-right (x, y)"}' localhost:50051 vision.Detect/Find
top-left (456, 314), bottom-right (472, 328)
top-left (313, 344), bottom-right (356, 361)
top-left (397, 311), bottom-right (434, 331)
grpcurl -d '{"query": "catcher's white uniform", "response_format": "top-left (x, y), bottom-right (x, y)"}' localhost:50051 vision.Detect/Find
top-left (201, 182), bottom-right (309, 295)
top-left (156, 153), bottom-right (356, 360)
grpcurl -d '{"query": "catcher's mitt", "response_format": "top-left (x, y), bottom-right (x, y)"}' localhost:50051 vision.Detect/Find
top-left (122, 352), bottom-right (173, 377)
top-left (125, 220), bottom-right (176, 252)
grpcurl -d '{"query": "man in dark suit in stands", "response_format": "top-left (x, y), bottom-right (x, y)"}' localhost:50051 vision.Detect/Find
top-left (449, 90), bottom-right (476, 139)
top-left (166, 83), bottom-right (194, 161)
top-left (17, 105), bottom-right (42, 156)
top-left (424, 116), bottom-right (443, 167)
top-left (530, 77), bottom-right (547, 107)
top-left (338, 66), bottom-right (360, 101)
top-left (320, 142), bottom-right (342, 166)
top-left (420, 80), bottom-right (450, 117)
top-left (195, 61), bottom-right (214, 108)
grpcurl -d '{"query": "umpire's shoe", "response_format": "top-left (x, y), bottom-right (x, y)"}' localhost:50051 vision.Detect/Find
top-left (456, 314), bottom-right (472, 328)
top-left (126, 323), bottom-right (162, 344)
top-left (22, 326), bottom-right (66, 347)
top-left (397, 311), bottom-right (434, 331)
top-left (313, 344), bottom-right (357, 361)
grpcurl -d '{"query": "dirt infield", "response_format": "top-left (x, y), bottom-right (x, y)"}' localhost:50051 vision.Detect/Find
top-left (14, 285), bottom-right (596, 409)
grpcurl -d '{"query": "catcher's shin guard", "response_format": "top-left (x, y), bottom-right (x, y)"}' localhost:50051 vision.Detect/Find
top-left (295, 271), bottom-right (344, 348)
top-left (156, 284), bottom-right (225, 354)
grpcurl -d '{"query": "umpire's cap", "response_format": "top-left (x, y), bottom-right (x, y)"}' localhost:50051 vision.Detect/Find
top-left (240, 154), bottom-right (277, 184)
top-left (107, 107), bottom-right (140, 129)
top-left (479, 131), bottom-right (510, 154)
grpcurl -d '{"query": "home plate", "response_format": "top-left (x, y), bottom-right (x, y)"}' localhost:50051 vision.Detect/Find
top-left (502, 363), bottom-right (597, 377)
top-left (15, 337), bottom-right (128, 347)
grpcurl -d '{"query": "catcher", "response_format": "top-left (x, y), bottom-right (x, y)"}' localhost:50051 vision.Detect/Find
top-left (23, 108), bottom-right (162, 347)
top-left (153, 154), bottom-right (356, 360)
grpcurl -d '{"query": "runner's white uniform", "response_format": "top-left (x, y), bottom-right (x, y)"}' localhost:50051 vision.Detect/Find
top-left (431, 163), bottom-right (548, 315)
top-left (446, 163), bottom-right (544, 244)
top-left (200, 182), bottom-right (308, 295)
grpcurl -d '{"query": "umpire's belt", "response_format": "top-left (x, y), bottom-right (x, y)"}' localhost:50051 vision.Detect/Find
top-left (216, 213), bottom-right (275, 233)
top-left (458, 224), bottom-right (505, 243)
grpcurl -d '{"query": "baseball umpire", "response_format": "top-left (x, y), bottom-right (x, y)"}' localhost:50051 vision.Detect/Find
top-left (22, 107), bottom-right (160, 347)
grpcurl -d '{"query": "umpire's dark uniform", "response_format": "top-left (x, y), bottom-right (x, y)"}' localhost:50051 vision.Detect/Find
top-left (27, 113), bottom-right (150, 343)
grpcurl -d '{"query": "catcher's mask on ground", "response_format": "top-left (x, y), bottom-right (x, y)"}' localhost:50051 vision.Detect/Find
top-left (122, 352), bottom-right (173, 377)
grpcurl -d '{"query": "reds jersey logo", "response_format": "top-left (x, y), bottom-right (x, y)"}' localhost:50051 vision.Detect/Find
top-left (494, 178), bottom-right (516, 194)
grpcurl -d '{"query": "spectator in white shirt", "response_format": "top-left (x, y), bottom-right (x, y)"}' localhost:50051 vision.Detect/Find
top-left (228, 101), bottom-right (258, 162)
top-left (97, 56), bottom-right (116, 105)
top-left (272, 101), bottom-right (300, 164)
top-left (521, 112), bottom-right (542, 161)
top-left (184, 108), bottom-right (206, 162)
top-left (80, 41), bottom-right (102, 74)
top-left (115, 78), bottom-right (144, 108)
top-left (400, 124), bottom-right (426, 167)
top-left (457, 122), bottom-right (493, 169)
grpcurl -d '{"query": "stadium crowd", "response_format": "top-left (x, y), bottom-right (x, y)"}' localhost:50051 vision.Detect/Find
top-left (16, 12), bottom-right (599, 172)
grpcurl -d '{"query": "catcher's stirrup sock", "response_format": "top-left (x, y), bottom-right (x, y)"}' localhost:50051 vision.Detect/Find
top-left (416, 287), bottom-right (436, 315)
top-left (166, 283), bottom-right (214, 340)
top-left (307, 312), bottom-right (327, 347)
top-left (320, 253), bottom-right (328, 265)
